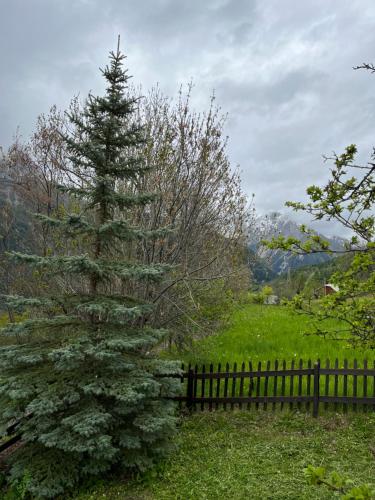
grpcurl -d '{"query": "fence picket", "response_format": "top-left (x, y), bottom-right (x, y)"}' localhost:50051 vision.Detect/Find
top-left (247, 361), bottom-right (253, 410)
top-left (256, 361), bottom-right (261, 410)
top-left (216, 363), bottom-right (221, 410)
top-left (363, 359), bottom-right (368, 413)
top-left (209, 363), bottom-right (213, 412)
top-left (343, 359), bottom-right (348, 413)
top-left (264, 360), bottom-right (270, 410)
top-left (353, 359), bottom-right (358, 412)
top-left (281, 360), bottom-right (286, 411)
top-left (186, 368), bottom-right (194, 411)
top-left (231, 362), bottom-right (237, 410)
top-left (324, 359), bottom-right (330, 411)
top-left (289, 359), bottom-right (295, 411)
top-left (297, 359), bottom-right (303, 410)
top-left (273, 360), bottom-right (278, 411)
top-left (306, 359), bottom-right (311, 411)
top-left (201, 364), bottom-right (206, 411)
top-left (313, 361), bottom-right (320, 417)
top-left (223, 363), bottom-right (229, 410)
top-left (239, 362), bottom-right (245, 410)
top-left (193, 364), bottom-right (198, 411)
top-left (334, 359), bottom-right (339, 412)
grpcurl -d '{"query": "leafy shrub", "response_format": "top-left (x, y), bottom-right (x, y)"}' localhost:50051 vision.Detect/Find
top-left (249, 285), bottom-right (274, 305)
top-left (304, 465), bottom-right (374, 499)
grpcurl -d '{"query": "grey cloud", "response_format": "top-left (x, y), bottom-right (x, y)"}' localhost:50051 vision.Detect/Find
top-left (1, 0), bottom-right (375, 236)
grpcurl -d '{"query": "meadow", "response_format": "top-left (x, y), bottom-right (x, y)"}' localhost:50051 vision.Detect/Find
top-left (175, 303), bottom-right (373, 366)
top-left (74, 303), bottom-right (375, 499)
top-left (76, 412), bottom-right (375, 500)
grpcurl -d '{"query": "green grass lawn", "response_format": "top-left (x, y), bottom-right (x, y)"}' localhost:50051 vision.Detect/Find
top-left (74, 304), bottom-right (375, 500)
top-left (76, 411), bottom-right (375, 500)
top-left (174, 303), bottom-right (373, 366)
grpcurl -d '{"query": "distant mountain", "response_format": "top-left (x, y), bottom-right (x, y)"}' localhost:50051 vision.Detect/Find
top-left (248, 212), bottom-right (346, 281)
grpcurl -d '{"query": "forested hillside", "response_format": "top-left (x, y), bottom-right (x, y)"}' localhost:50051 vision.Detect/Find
top-left (267, 254), bottom-right (352, 299)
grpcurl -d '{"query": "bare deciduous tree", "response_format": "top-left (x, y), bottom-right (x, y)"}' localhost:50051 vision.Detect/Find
top-left (130, 86), bottom-right (250, 346)
top-left (4, 106), bottom-right (68, 255)
top-left (1, 89), bottom-right (250, 347)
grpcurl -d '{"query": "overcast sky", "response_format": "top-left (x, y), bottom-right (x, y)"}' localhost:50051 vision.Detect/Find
top-left (1, 0), bottom-right (375, 235)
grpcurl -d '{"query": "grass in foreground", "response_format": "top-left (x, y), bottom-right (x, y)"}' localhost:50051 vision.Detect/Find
top-left (176, 303), bottom-right (373, 366)
top-left (75, 411), bottom-right (375, 500)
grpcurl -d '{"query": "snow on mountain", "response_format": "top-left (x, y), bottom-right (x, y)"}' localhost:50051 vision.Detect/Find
top-left (248, 212), bottom-right (346, 277)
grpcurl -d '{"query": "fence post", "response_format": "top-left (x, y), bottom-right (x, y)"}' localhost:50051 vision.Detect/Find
top-left (186, 368), bottom-right (194, 412)
top-left (313, 361), bottom-right (320, 417)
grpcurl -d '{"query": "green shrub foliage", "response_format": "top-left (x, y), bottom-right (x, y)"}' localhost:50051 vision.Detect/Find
top-left (304, 465), bottom-right (374, 499)
top-left (0, 42), bottom-right (180, 498)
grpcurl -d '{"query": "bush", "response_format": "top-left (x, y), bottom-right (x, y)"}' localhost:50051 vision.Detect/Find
top-left (304, 465), bottom-right (374, 499)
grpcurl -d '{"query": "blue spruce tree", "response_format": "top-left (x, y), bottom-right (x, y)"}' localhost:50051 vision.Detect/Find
top-left (0, 40), bottom-right (180, 498)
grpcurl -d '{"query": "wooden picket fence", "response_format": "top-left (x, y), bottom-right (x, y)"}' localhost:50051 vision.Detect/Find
top-left (1, 358), bottom-right (374, 455)
top-left (171, 359), bottom-right (375, 417)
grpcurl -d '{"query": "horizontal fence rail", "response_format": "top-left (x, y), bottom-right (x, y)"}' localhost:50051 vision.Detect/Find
top-left (171, 359), bottom-right (375, 417)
